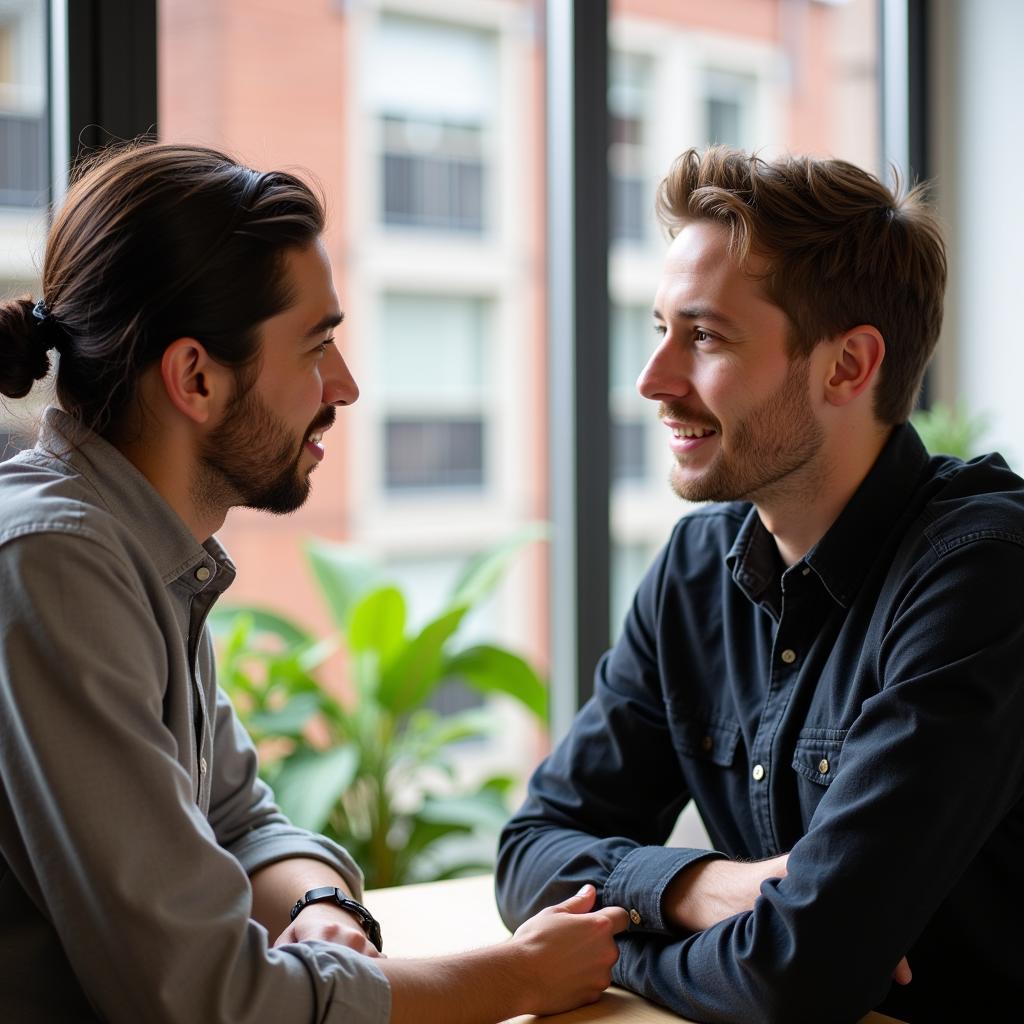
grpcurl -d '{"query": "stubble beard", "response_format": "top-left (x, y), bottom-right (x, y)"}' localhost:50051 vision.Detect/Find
top-left (666, 357), bottom-right (826, 506)
top-left (193, 384), bottom-right (326, 518)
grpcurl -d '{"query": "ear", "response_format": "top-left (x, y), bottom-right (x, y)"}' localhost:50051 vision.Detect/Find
top-left (159, 337), bottom-right (229, 425)
top-left (822, 326), bottom-right (885, 409)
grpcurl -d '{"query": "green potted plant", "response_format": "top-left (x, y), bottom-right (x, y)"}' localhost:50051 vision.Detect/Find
top-left (210, 529), bottom-right (547, 889)
top-left (910, 400), bottom-right (990, 459)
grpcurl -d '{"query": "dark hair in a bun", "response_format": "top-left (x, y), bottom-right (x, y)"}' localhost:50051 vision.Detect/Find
top-left (0, 296), bottom-right (53, 400)
top-left (1, 140), bottom-right (325, 437)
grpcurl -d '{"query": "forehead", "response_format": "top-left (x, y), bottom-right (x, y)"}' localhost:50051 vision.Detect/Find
top-left (655, 220), bottom-right (774, 317)
top-left (281, 238), bottom-right (338, 312)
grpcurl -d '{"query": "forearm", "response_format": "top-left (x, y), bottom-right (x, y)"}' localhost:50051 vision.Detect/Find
top-left (661, 853), bottom-right (787, 932)
top-left (249, 856), bottom-right (353, 937)
top-left (379, 946), bottom-right (526, 1024)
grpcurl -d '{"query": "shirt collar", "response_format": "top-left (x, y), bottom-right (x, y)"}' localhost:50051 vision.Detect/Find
top-left (726, 423), bottom-right (931, 609)
top-left (36, 407), bottom-right (236, 592)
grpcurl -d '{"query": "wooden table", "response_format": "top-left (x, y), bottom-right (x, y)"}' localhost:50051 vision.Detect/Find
top-left (365, 874), bottom-right (906, 1024)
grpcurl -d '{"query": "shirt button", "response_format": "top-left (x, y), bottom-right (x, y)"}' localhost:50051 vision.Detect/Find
top-left (780, 648), bottom-right (797, 664)
top-left (199, 757), bottom-right (208, 775)
top-left (195, 566), bottom-right (211, 582)
top-left (801, 567), bottom-right (810, 576)
top-left (629, 909), bottom-right (642, 925)
top-left (701, 735), bottom-right (713, 752)
top-left (752, 764), bottom-right (766, 781)
top-left (818, 758), bottom-right (830, 774)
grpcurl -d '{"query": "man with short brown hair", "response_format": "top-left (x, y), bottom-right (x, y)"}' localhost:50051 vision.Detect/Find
top-left (497, 147), bottom-right (1024, 1022)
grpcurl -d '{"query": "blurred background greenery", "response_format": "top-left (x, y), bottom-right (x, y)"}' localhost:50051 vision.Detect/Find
top-left (212, 530), bottom-right (547, 889)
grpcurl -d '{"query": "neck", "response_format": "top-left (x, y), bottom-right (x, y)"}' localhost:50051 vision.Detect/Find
top-left (115, 426), bottom-right (225, 544)
top-left (757, 421), bottom-right (892, 567)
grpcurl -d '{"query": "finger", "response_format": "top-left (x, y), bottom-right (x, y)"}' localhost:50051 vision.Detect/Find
top-left (595, 906), bottom-right (631, 933)
top-left (557, 883), bottom-right (598, 914)
top-left (892, 956), bottom-right (912, 985)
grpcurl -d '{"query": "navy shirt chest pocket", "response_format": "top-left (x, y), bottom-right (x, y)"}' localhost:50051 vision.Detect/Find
top-left (791, 727), bottom-right (847, 816)
top-left (668, 711), bottom-right (742, 768)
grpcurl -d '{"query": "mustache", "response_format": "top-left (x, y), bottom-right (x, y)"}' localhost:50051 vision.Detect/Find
top-left (307, 405), bottom-right (336, 436)
top-left (657, 402), bottom-right (720, 431)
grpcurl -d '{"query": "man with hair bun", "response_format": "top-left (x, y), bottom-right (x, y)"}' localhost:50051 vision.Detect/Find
top-left (0, 141), bottom-right (629, 1023)
top-left (497, 147), bottom-right (1024, 1022)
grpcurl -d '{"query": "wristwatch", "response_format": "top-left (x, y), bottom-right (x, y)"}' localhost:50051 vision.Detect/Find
top-left (289, 886), bottom-right (384, 952)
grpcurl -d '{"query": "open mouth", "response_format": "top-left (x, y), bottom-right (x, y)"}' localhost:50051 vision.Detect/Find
top-left (304, 428), bottom-right (326, 461)
top-left (667, 423), bottom-right (718, 455)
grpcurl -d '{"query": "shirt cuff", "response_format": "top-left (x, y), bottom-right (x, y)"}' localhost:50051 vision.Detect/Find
top-left (603, 845), bottom-right (724, 935)
top-left (297, 942), bottom-right (391, 1024)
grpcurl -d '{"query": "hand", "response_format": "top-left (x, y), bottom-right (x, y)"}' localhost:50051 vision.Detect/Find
top-left (664, 853), bottom-right (789, 931)
top-left (893, 956), bottom-right (912, 985)
top-left (508, 884), bottom-right (630, 1016)
top-left (272, 901), bottom-right (382, 958)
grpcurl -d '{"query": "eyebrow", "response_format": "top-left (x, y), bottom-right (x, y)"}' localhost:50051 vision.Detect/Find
top-left (652, 306), bottom-right (741, 333)
top-left (304, 312), bottom-right (345, 338)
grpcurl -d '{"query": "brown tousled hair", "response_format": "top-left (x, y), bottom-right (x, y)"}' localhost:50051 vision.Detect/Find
top-left (655, 146), bottom-right (947, 425)
top-left (0, 141), bottom-right (325, 436)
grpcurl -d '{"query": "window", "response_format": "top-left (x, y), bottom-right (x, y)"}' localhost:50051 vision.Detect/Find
top-left (378, 293), bottom-right (489, 493)
top-left (608, 52), bottom-right (651, 244)
top-left (0, 0), bottom-right (47, 210)
top-left (703, 69), bottom-right (756, 149)
top-left (610, 303), bottom-right (652, 484)
top-left (369, 15), bottom-right (495, 234)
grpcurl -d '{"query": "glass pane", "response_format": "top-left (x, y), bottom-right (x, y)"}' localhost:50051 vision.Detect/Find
top-left (158, 1), bottom-right (549, 879)
top-left (609, 0), bottom-right (882, 638)
top-left (0, 0), bottom-right (50, 460)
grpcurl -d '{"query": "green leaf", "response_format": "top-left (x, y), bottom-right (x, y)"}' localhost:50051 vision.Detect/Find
top-left (348, 586), bottom-right (407, 663)
top-left (378, 605), bottom-right (468, 714)
top-left (449, 524), bottom-right (547, 610)
top-left (209, 605), bottom-right (311, 648)
top-left (305, 538), bottom-right (382, 631)
top-left (272, 745), bottom-right (360, 832)
top-left (401, 816), bottom-right (473, 859)
top-left (247, 692), bottom-right (321, 738)
top-left (418, 789), bottom-right (511, 833)
top-left (442, 644), bottom-right (548, 721)
top-left (405, 832), bottom-right (499, 883)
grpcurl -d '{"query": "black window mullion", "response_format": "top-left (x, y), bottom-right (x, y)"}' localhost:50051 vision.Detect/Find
top-left (66, 0), bottom-right (157, 168)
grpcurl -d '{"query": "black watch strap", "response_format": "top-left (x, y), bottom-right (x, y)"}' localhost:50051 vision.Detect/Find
top-left (289, 886), bottom-right (384, 952)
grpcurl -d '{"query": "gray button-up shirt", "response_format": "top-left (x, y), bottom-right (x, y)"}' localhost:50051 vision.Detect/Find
top-left (0, 409), bottom-right (390, 1022)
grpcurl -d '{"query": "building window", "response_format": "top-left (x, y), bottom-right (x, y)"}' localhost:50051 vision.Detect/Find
top-left (379, 293), bottom-right (489, 494)
top-left (0, 3), bottom-right (48, 209)
top-left (609, 52), bottom-right (652, 245)
top-left (611, 303), bottom-right (653, 483)
top-left (385, 418), bottom-right (484, 490)
top-left (382, 116), bottom-right (484, 232)
top-left (369, 14), bottom-right (495, 235)
top-left (703, 68), bottom-right (757, 149)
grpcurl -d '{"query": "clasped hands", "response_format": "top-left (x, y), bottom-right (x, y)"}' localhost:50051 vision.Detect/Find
top-left (662, 853), bottom-right (911, 985)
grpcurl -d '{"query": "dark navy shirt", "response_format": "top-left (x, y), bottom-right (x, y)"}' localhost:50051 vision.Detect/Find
top-left (497, 424), bottom-right (1024, 1023)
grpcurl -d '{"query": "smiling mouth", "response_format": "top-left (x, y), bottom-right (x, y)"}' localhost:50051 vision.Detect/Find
top-left (671, 426), bottom-right (716, 439)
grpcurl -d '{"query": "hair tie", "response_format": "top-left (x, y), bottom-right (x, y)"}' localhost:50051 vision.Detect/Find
top-left (31, 299), bottom-right (66, 354)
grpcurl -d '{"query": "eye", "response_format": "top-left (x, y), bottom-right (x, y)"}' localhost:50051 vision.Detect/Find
top-left (693, 328), bottom-right (715, 346)
top-left (312, 335), bottom-right (336, 358)
top-left (653, 323), bottom-right (667, 338)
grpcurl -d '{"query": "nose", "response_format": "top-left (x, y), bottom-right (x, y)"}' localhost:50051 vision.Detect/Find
top-left (321, 343), bottom-right (359, 407)
top-left (636, 332), bottom-right (690, 404)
